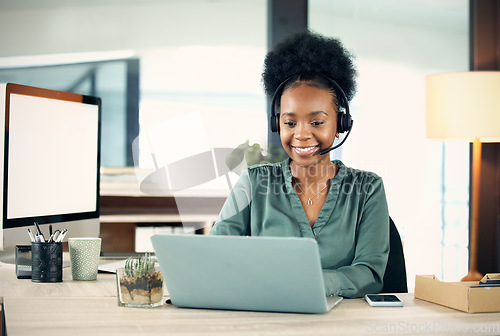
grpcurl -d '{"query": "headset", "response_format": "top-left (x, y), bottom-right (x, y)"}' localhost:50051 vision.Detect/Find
top-left (269, 74), bottom-right (353, 155)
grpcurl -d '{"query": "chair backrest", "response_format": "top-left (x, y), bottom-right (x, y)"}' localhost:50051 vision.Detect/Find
top-left (381, 217), bottom-right (408, 293)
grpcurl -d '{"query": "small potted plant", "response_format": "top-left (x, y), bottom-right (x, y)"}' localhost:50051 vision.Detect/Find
top-left (116, 253), bottom-right (164, 308)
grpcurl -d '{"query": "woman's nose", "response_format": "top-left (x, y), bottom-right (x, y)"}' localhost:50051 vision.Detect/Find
top-left (293, 122), bottom-right (311, 140)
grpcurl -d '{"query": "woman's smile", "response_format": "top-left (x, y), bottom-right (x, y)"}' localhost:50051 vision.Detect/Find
top-left (291, 145), bottom-right (319, 156)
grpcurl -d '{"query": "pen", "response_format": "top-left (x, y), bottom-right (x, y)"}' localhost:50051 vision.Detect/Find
top-left (33, 222), bottom-right (45, 242)
top-left (48, 230), bottom-right (61, 243)
top-left (55, 228), bottom-right (68, 243)
top-left (33, 221), bottom-right (41, 235)
top-left (27, 228), bottom-right (35, 243)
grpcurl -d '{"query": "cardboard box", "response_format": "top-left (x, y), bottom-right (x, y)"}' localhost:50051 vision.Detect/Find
top-left (414, 274), bottom-right (500, 313)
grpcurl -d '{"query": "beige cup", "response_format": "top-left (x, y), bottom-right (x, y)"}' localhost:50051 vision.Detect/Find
top-left (68, 237), bottom-right (101, 281)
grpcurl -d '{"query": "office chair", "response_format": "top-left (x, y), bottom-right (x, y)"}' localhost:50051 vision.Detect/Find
top-left (380, 217), bottom-right (408, 293)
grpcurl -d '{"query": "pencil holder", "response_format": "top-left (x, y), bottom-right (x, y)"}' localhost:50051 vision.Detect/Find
top-left (31, 242), bottom-right (63, 283)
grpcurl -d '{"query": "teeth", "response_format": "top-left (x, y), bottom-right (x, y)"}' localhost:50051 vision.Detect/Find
top-left (295, 146), bottom-right (316, 153)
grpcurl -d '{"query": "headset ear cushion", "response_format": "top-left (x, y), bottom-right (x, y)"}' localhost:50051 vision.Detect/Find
top-left (270, 115), bottom-right (279, 133)
top-left (337, 112), bottom-right (352, 133)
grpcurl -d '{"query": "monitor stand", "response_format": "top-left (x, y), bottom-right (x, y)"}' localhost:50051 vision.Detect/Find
top-left (0, 247), bottom-right (17, 265)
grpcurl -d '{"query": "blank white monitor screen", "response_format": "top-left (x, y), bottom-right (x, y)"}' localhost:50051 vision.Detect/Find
top-left (7, 93), bottom-right (99, 219)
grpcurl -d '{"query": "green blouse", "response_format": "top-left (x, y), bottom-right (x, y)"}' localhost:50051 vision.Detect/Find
top-left (210, 158), bottom-right (389, 298)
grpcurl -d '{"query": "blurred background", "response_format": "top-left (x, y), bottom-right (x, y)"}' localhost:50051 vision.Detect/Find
top-left (0, 0), bottom-right (476, 290)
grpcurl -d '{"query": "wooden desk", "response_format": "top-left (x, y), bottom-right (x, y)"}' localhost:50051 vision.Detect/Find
top-left (2, 261), bottom-right (500, 336)
top-left (99, 195), bottom-right (225, 253)
top-left (0, 258), bottom-right (118, 336)
top-left (0, 258), bottom-right (116, 300)
top-left (3, 294), bottom-right (500, 336)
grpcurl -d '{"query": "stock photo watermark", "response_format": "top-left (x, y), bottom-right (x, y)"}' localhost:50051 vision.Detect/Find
top-left (365, 320), bottom-right (500, 334)
top-left (132, 111), bottom-right (381, 232)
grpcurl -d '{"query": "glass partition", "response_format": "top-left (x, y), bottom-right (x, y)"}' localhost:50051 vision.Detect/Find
top-left (0, 56), bottom-right (139, 167)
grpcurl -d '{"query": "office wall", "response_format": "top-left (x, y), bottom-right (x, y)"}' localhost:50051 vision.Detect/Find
top-left (0, 0), bottom-right (269, 171)
top-left (0, 0), bottom-right (265, 57)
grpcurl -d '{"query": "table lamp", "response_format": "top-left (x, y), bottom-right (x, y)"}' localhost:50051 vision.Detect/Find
top-left (426, 71), bottom-right (500, 281)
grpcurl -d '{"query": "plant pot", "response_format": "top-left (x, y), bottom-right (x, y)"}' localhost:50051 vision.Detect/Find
top-left (116, 267), bottom-right (164, 308)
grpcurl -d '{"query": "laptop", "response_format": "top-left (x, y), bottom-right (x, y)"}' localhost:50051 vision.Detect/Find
top-left (151, 234), bottom-right (343, 314)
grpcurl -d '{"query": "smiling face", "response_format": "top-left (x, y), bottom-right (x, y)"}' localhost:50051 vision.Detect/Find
top-left (279, 83), bottom-right (338, 168)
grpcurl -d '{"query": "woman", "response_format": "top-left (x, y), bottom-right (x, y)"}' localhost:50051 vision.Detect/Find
top-left (210, 30), bottom-right (389, 298)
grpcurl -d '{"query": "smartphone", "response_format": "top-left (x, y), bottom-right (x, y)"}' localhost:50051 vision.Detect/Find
top-left (365, 294), bottom-right (403, 307)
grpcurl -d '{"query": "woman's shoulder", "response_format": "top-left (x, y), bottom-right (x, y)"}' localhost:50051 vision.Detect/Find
top-left (334, 160), bottom-right (383, 182)
top-left (238, 159), bottom-right (290, 184)
top-left (246, 160), bottom-right (286, 177)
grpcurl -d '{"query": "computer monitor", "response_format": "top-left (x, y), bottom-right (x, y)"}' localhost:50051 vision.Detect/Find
top-left (0, 83), bottom-right (101, 263)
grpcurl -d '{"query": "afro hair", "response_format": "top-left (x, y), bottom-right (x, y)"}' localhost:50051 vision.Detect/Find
top-left (262, 30), bottom-right (357, 105)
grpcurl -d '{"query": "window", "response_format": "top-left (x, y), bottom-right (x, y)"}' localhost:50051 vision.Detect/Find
top-left (309, 0), bottom-right (470, 287)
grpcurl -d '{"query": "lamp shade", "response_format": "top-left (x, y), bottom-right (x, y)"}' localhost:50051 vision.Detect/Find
top-left (426, 71), bottom-right (500, 142)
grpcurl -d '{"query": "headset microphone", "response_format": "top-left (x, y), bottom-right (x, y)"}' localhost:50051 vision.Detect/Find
top-left (270, 74), bottom-right (353, 155)
top-left (319, 121), bottom-right (353, 155)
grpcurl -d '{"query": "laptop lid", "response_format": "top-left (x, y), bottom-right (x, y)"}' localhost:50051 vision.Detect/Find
top-left (151, 234), bottom-right (342, 314)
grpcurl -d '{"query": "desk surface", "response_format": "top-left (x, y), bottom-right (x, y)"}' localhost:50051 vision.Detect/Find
top-left (0, 259), bottom-right (117, 300)
top-left (4, 294), bottom-right (500, 336)
top-left (2, 261), bottom-right (500, 336)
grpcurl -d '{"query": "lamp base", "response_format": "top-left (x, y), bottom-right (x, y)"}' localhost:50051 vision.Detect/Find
top-left (461, 269), bottom-right (483, 282)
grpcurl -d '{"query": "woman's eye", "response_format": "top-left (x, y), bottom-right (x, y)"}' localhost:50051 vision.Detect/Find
top-left (311, 121), bottom-right (324, 126)
top-left (283, 121), bottom-right (296, 127)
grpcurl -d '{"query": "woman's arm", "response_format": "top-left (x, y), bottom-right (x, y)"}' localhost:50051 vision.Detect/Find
top-left (323, 177), bottom-right (390, 298)
top-left (210, 169), bottom-right (252, 236)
